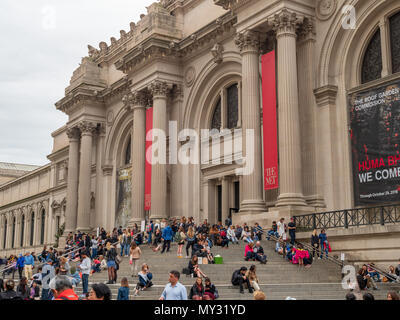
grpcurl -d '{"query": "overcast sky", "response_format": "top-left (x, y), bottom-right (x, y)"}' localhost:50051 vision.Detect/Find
top-left (0, 0), bottom-right (155, 166)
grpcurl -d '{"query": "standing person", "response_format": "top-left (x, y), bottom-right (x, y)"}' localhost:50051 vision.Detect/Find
top-left (318, 229), bottom-right (329, 260)
top-left (288, 218), bottom-right (296, 245)
top-left (159, 270), bottom-right (187, 300)
top-left (117, 277), bottom-right (130, 300)
top-left (277, 218), bottom-right (286, 240)
top-left (78, 251), bottom-right (91, 296)
top-left (185, 226), bottom-right (196, 258)
top-left (174, 226), bottom-right (186, 258)
top-left (41, 259), bottom-right (55, 300)
top-left (106, 245), bottom-right (117, 284)
top-left (147, 221), bottom-right (154, 245)
top-left (311, 230), bottom-right (319, 258)
top-left (16, 254), bottom-right (25, 280)
top-left (161, 222), bottom-right (173, 254)
top-left (129, 242), bottom-right (142, 277)
top-left (91, 236), bottom-right (98, 259)
top-left (23, 252), bottom-right (34, 280)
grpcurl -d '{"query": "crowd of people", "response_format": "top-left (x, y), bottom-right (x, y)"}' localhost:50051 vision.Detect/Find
top-left (0, 216), bottom-right (399, 301)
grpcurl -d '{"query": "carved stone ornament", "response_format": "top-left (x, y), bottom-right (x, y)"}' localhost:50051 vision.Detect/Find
top-left (316, 0), bottom-right (337, 21)
top-left (148, 80), bottom-right (169, 97)
top-left (235, 30), bottom-right (260, 52)
top-left (269, 9), bottom-right (304, 37)
top-left (185, 67), bottom-right (196, 87)
top-left (107, 111), bottom-right (114, 127)
top-left (211, 43), bottom-right (224, 64)
top-left (66, 127), bottom-right (80, 141)
top-left (78, 121), bottom-right (97, 135)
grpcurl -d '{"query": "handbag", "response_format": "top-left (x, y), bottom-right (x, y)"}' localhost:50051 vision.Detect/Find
top-left (129, 257), bottom-right (133, 265)
top-left (328, 243), bottom-right (332, 252)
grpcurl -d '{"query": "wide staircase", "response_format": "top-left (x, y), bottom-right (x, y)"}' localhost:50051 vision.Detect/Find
top-left (72, 239), bottom-right (399, 300)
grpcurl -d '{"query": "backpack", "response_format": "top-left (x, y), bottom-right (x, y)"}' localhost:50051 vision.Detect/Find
top-left (396, 266), bottom-right (400, 277)
top-left (182, 268), bottom-right (191, 275)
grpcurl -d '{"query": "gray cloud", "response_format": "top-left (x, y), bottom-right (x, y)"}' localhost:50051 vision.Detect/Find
top-left (0, 0), bottom-right (155, 165)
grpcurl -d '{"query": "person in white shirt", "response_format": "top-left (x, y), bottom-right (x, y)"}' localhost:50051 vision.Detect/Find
top-left (77, 251), bottom-right (91, 296)
top-left (277, 218), bottom-right (286, 237)
top-left (227, 225), bottom-right (239, 244)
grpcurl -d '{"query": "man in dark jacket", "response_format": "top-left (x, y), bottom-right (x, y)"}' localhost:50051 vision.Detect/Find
top-left (0, 280), bottom-right (22, 300)
top-left (231, 267), bottom-right (253, 294)
top-left (253, 241), bottom-right (267, 264)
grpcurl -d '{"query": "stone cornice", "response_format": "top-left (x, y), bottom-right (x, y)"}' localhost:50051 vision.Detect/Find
top-left (100, 76), bottom-right (131, 102)
top-left (0, 192), bottom-right (50, 213)
top-left (214, 0), bottom-right (252, 11)
top-left (0, 164), bottom-right (51, 192)
top-left (55, 87), bottom-right (106, 115)
top-left (47, 146), bottom-right (69, 162)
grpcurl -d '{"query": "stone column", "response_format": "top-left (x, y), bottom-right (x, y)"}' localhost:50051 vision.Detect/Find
top-left (270, 9), bottom-right (307, 207)
top-left (6, 212), bottom-right (12, 249)
top-left (235, 30), bottom-right (266, 213)
top-left (221, 176), bottom-right (230, 224)
top-left (76, 121), bottom-right (96, 232)
top-left (64, 127), bottom-right (80, 234)
top-left (0, 214), bottom-right (4, 249)
top-left (123, 90), bottom-right (148, 226)
top-left (95, 125), bottom-right (106, 228)
top-left (148, 80), bottom-right (169, 220)
top-left (297, 18), bottom-right (325, 207)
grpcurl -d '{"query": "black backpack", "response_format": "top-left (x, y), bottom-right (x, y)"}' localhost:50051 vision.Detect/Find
top-left (396, 266), bottom-right (400, 276)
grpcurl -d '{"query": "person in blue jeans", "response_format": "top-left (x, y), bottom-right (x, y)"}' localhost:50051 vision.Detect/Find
top-left (78, 251), bottom-right (91, 295)
top-left (318, 229), bottom-right (329, 259)
top-left (147, 221), bottom-right (154, 245)
top-left (161, 223), bottom-right (173, 253)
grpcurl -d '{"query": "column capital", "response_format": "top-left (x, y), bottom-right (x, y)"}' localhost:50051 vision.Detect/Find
top-left (298, 17), bottom-right (316, 42)
top-left (123, 90), bottom-right (149, 111)
top-left (269, 9), bottom-right (304, 38)
top-left (148, 80), bottom-right (169, 98)
top-left (78, 121), bottom-right (97, 136)
top-left (66, 127), bottom-right (80, 141)
top-left (235, 30), bottom-right (260, 53)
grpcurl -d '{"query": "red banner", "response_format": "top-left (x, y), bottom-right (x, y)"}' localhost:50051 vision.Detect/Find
top-left (262, 51), bottom-right (279, 190)
top-left (144, 107), bottom-right (153, 211)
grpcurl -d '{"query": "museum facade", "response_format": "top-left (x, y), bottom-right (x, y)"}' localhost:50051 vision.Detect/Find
top-left (1, 0), bottom-right (400, 264)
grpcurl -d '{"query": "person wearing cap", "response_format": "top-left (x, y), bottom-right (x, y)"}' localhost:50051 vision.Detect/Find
top-left (41, 259), bottom-right (55, 300)
top-left (231, 267), bottom-right (253, 294)
top-left (23, 252), bottom-right (34, 280)
top-left (78, 251), bottom-right (91, 296)
top-left (16, 254), bottom-right (25, 280)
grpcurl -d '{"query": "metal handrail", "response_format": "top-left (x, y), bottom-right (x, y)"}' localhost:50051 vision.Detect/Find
top-left (365, 263), bottom-right (398, 282)
top-left (260, 228), bottom-right (344, 268)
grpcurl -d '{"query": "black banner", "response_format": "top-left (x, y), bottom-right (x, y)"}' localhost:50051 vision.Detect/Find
top-left (349, 79), bottom-right (400, 206)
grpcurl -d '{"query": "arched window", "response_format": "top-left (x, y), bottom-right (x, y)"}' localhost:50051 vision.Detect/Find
top-left (211, 98), bottom-right (222, 130)
top-left (3, 218), bottom-right (7, 249)
top-left (361, 28), bottom-right (383, 84)
top-left (390, 11), bottom-right (400, 74)
top-left (11, 217), bottom-right (16, 249)
top-left (20, 215), bottom-right (25, 247)
top-left (210, 82), bottom-right (239, 130)
top-left (41, 209), bottom-right (45, 245)
top-left (227, 84), bottom-right (239, 129)
top-left (125, 137), bottom-right (131, 165)
top-left (30, 212), bottom-right (35, 246)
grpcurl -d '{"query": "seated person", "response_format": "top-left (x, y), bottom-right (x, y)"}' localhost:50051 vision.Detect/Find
top-left (219, 230), bottom-right (229, 248)
top-left (189, 277), bottom-right (205, 300)
top-left (267, 221), bottom-right (279, 240)
top-left (241, 226), bottom-right (254, 244)
top-left (253, 223), bottom-right (263, 241)
top-left (203, 278), bottom-right (218, 300)
top-left (292, 244), bottom-right (309, 267)
top-left (231, 267), bottom-right (253, 294)
top-left (91, 258), bottom-right (101, 274)
top-left (235, 225), bottom-right (243, 239)
top-left (32, 267), bottom-right (43, 286)
top-left (367, 263), bottom-right (381, 282)
top-left (245, 243), bottom-right (255, 261)
top-left (275, 238), bottom-right (285, 255)
top-left (252, 241), bottom-right (267, 264)
top-left (188, 255), bottom-right (207, 278)
top-left (133, 263), bottom-right (153, 296)
top-left (286, 246), bottom-right (295, 261)
top-left (227, 225), bottom-right (239, 244)
top-left (387, 266), bottom-right (400, 282)
top-left (192, 241), bottom-right (207, 258)
top-left (134, 232), bottom-right (143, 246)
